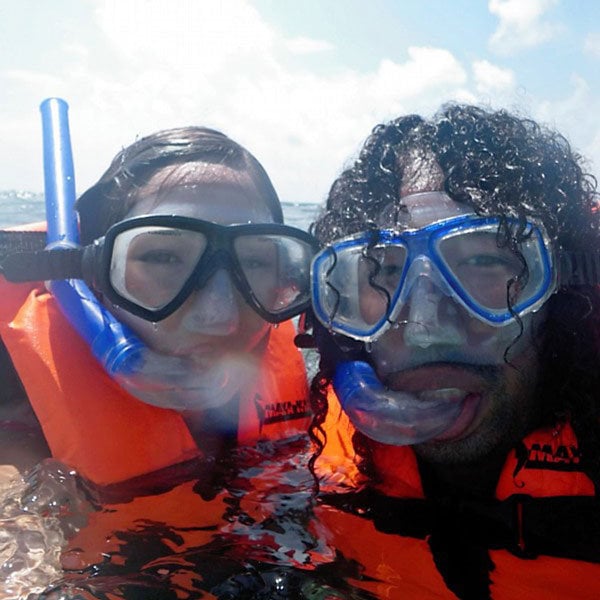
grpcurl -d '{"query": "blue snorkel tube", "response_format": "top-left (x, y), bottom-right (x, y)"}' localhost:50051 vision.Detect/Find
top-left (40, 98), bottom-right (145, 377)
top-left (39, 98), bottom-right (254, 412)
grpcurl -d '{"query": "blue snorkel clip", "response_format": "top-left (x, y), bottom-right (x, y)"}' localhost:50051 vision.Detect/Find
top-left (40, 98), bottom-right (146, 377)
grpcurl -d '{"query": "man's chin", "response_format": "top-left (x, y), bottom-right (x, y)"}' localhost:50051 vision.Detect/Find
top-left (412, 427), bottom-right (503, 465)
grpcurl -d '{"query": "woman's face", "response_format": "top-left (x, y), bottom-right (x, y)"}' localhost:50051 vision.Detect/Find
top-left (109, 162), bottom-right (274, 367)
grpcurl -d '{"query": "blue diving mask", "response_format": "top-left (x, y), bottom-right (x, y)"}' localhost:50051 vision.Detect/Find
top-left (312, 210), bottom-right (600, 446)
top-left (311, 214), bottom-right (566, 342)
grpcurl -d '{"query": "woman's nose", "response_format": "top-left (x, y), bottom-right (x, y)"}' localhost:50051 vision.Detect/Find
top-left (402, 274), bottom-right (466, 349)
top-left (181, 269), bottom-right (240, 335)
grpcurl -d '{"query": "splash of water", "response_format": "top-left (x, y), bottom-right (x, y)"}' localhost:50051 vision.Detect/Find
top-left (0, 460), bottom-right (94, 599)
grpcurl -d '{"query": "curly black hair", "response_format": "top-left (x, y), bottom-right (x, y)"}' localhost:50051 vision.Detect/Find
top-left (308, 103), bottom-right (600, 488)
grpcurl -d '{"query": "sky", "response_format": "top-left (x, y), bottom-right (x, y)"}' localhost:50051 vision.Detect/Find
top-left (0, 0), bottom-right (598, 204)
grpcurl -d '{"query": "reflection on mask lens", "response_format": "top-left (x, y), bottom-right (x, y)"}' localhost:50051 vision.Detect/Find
top-left (233, 234), bottom-right (313, 315)
top-left (436, 226), bottom-right (547, 315)
top-left (111, 227), bottom-right (208, 310)
top-left (358, 245), bottom-right (408, 325)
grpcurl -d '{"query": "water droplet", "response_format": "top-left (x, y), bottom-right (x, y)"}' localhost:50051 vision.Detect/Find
top-left (364, 341), bottom-right (373, 353)
top-left (152, 322), bottom-right (159, 332)
top-left (273, 323), bottom-right (279, 329)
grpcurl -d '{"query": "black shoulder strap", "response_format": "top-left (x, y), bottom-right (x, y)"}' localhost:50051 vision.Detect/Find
top-left (321, 489), bottom-right (600, 563)
top-left (321, 489), bottom-right (600, 600)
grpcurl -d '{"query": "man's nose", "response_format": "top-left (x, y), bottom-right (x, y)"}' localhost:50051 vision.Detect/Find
top-left (401, 261), bottom-right (466, 348)
top-left (181, 269), bottom-right (240, 335)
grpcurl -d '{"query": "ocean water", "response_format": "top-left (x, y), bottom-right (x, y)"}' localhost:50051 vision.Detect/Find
top-left (0, 190), bottom-right (322, 232)
top-left (0, 191), bottom-right (48, 228)
top-left (1, 445), bottom-right (370, 599)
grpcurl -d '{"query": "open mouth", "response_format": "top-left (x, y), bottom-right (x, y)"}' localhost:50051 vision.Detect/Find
top-left (429, 392), bottom-right (483, 441)
top-left (383, 364), bottom-right (488, 441)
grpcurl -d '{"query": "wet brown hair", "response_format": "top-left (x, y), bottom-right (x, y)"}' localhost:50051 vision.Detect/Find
top-left (76, 126), bottom-right (283, 244)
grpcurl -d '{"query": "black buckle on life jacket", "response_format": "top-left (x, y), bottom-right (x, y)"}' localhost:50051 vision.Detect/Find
top-left (508, 495), bottom-right (538, 559)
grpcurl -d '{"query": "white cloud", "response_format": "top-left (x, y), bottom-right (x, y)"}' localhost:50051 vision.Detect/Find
top-left (3, 69), bottom-right (63, 89)
top-left (488, 0), bottom-right (563, 55)
top-left (534, 74), bottom-right (598, 173)
top-left (61, 42), bottom-right (90, 61)
top-left (1, 0), bottom-right (474, 203)
top-left (94, 0), bottom-right (277, 73)
top-left (1, 0), bottom-right (597, 205)
top-left (372, 47), bottom-right (467, 100)
top-left (584, 32), bottom-right (600, 58)
top-left (286, 36), bottom-right (334, 55)
top-left (472, 60), bottom-right (516, 95)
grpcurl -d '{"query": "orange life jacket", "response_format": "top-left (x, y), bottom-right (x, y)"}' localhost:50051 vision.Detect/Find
top-left (315, 390), bottom-right (600, 599)
top-left (62, 436), bottom-right (325, 581)
top-left (0, 276), bottom-right (310, 486)
top-left (318, 390), bottom-right (596, 499)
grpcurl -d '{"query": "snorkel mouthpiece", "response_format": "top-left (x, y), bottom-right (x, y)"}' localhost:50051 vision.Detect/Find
top-left (333, 361), bottom-right (463, 445)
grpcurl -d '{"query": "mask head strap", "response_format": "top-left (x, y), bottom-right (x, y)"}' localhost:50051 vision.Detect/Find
top-left (558, 251), bottom-right (600, 288)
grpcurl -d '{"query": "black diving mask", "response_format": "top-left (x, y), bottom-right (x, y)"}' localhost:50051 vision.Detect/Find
top-left (1, 215), bottom-right (320, 323)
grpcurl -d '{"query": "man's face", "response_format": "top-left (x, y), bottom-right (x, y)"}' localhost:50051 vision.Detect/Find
top-left (368, 162), bottom-right (545, 464)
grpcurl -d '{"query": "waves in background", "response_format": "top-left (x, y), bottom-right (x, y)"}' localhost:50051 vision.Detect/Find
top-left (0, 190), bottom-right (320, 232)
top-left (0, 191), bottom-right (47, 227)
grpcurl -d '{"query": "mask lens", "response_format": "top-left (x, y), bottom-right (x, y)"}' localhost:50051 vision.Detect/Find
top-left (438, 229), bottom-right (522, 309)
top-left (358, 244), bottom-right (407, 324)
top-left (436, 223), bottom-right (550, 319)
top-left (110, 227), bottom-right (207, 310)
top-left (313, 239), bottom-right (408, 338)
top-left (233, 234), bottom-right (314, 316)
